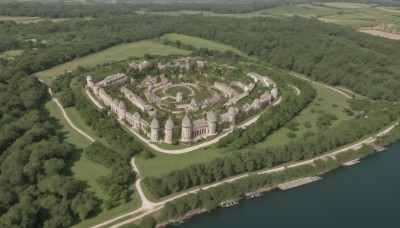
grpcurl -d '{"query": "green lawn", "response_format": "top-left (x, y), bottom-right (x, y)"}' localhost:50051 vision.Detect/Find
top-left (135, 77), bottom-right (353, 178)
top-left (164, 85), bottom-right (192, 97)
top-left (146, 3), bottom-right (400, 29)
top-left (36, 40), bottom-right (191, 82)
top-left (0, 49), bottom-right (23, 58)
top-left (45, 100), bottom-right (141, 227)
top-left (255, 81), bottom-right (352, 148)
top-left (161, 33), bottom-right (249, 57)
top-left (0, 15), bottom-right (69, 24)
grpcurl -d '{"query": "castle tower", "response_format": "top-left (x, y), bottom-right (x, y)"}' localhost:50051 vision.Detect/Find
top-left (118, 101), bottom-right (126, 120)
top-left (228, 106), bottom-right (237, 128)
top-left (176, 92), bottom-right (183, 102)
top-left (271, 87), bottom-right (278, 100)
top-left (93, 85), bottom-right (99, 98)
top-left (150, 118), bottom-right (160, 142)
top-left (86, 75), bottom-right (94, 89)
top-left (133, 112), bottom-right (141, 130)
top-left (207, 110), bottom-right (218, 135)
top-left (181, 114), bottom-right (192, 142)
top-left (164, 117), bottom-right (174, 144)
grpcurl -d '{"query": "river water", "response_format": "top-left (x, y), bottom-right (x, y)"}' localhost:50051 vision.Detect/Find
top-left (180, 142), bottom-right (400, 228)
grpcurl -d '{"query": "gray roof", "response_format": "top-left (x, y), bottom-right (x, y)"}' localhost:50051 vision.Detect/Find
top-left (165, 117), bottom-right (175, 129)
top-left (228, 106), bottom-right (236, 115)
top-left (151, 118), bottom-right (160, 129)
top-left (207, 111), bottom-right (218, 122)
top-left (182, 115), bottom-right (192, 128)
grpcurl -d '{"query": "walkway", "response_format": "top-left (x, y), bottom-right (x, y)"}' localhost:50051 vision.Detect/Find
top-left (288, 84), bottom-right (301, 95)
top-left (290, 72), bottom-right (352, 99)
top-left (48, 87), bottom-right (95, 142)
top-left (99, 120), bottom-right (398, 228)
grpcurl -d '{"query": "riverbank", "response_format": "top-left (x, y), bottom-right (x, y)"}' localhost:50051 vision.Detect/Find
top-left (136, 144), bottom-right (386, 227)
top-left (179, 141), bottom-right (400, 228)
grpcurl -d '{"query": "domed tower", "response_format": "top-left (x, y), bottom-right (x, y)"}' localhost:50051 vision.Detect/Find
top-left (207, 110), bottom-right (218, 135)
top-left (181, 114), bottom-right (192, 142)
top-left (150, 118), bottom-right (160, 142)
top-left (93, 85), bottom-right (99, 98)
top-left (86, 75), bottom-right (94, 89)
top-left (133, 112), bottom-right (141, 130)
top-left (118, 101), bottom-right (126, 120)
top-left (228, 106), bottom-right (237, 128)
top-left (271, 87), bottom-right (278, 100)
top-left (164, 117), bottom-right (174, 144)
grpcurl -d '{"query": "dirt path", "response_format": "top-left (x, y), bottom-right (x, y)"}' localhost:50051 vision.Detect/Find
top-left (96, 120), bottom-right (398, 228)
top-left (359, 29), bottom-right (400, 40)
top-left (288, 84), bottom-right (301, 95)
top-left (290, 73), bottom-right (352, 99)
top-left (48, 88), bottom-right (95, 142)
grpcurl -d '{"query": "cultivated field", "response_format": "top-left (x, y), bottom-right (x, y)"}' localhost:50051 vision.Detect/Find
top-left (35, 40), bottom-right (191, 82)
top-left (145, 3), bottom-right (400, 29)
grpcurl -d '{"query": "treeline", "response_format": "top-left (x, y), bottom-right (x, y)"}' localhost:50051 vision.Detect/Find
top-left (0, 69), bottom-right (96, 226)
top-left (142, 1), bottom-right (284, 14)
top-left (0, 1), bottom-right (284, 18)
top-left (153, 145), bottom-right (375, 224)
top-left (74, 90), bottom-right (143, 158)
top-left (2, 13), bottom-right (400, 100)
top-left (143, 101), bottom-right (399, 198)
top-left (217, 77), bottom-right (316, 149)
top-left (85, 142), bottom-right (135, 203)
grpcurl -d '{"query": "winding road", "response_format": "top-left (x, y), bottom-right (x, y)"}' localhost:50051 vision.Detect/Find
top-left (43, 76), bottom-right (399, 228)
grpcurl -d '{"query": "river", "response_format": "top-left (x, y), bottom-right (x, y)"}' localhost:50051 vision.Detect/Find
top-left (180, 142), bottom-right (400, 228)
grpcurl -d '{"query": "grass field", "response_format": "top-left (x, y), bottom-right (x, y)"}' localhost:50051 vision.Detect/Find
top-left (255, 81), bottom-right (352, 148)
top-left (36, 40), bottom-right (191, 82)
top-left (146, 3), bottom-right (400, 29)
top-left (161, 33), bottom-right (249, 57)
top-left (0, 50), bottom-right (23, 58)
top-left (46, 100), bottom-right (142, 228)
top-left (0, 15), bottom-right (69, 24)
top-left (136, 78), bottom-right (353, 178)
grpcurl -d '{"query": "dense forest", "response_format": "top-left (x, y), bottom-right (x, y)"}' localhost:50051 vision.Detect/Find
top-left (0, 69), bottom-right (98, 226)
top-left (1, 12), bottom-right (399, 100)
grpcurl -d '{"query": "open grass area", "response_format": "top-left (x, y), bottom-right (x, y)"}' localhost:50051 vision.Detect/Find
top-left (263, 3), bottom-right (400, 29)
top-left (45, 100), bottom-right (141, 227)
top-left (0, 49), bottom-right (23, 58)
top-left (44, 101), bottom-right (109, 198)
top-left (135, 77), bottom-right (354, 178)
top-left (255, 82), bottom-right (352, 148)
top-left (146, 3), bottom-right (400, 29)
top-left (164, 85), bottom-right (192, 97)
top-left (0, 15), bottom-right (69, 24)
top-left (161, 33), bottom-right (248, 57)
top-left (35, 40), bottom-right (191, 82)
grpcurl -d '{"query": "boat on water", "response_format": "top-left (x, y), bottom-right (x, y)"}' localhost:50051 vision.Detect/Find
top-left (375, 146), bottom-right (387, 152)
top-left (171, 216), bottom-right (190, 226)
top-left (220, 200), bottom-right (239, 208)
top-left (246, 191), bottom-right (262, 199)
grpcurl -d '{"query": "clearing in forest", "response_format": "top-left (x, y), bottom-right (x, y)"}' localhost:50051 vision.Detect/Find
top-left (161, 33), bottom-right (248, 57)
top-left (35, 40), bottom-right (190, 83)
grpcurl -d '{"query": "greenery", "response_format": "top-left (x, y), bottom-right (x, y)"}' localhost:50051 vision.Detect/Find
top-left (154, 145), bottom-right (376, 225)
